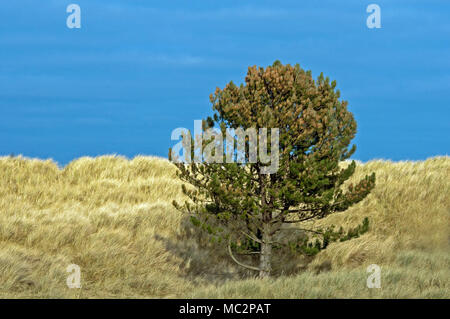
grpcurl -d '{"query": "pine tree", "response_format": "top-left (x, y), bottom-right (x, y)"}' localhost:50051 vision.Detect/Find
top-left (170, 61), bottom-right (375, 278)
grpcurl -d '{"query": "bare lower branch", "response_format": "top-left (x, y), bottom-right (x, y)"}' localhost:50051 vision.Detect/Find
top-left (227, 239), bottom-right (261, 272)
top-left (240, 230), bottom-right (263, 244)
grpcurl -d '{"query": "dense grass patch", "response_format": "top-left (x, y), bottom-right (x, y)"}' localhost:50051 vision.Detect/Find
top-left (0, 155), bottom-right (448, 298)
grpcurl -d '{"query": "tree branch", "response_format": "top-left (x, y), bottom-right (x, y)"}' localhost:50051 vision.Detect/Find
top-left (286, 208), bottom-right (320, 213)
top-left (285, 227), bottom-right (323, 235)
top-left (282, 215), bottom-right (318, 223)
top-left (240, 231), bottom-right (263, 244)
top-left (227, 239), bottom-right (261, 272)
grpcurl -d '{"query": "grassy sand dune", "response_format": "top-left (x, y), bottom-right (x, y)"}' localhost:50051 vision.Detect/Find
top-left (0, 155), bottom-right (448, 298)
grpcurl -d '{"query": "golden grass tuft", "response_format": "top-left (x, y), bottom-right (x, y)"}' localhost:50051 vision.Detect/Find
top-left (0, 155), bottom-right (448, 298)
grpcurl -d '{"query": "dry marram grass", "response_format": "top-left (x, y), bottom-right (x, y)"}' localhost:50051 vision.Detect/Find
top-left (0, 155), bottom-right (448, 298)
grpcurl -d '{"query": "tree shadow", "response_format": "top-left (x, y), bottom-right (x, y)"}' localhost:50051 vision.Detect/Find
top-left (153, 215), bottom-right (315, 282)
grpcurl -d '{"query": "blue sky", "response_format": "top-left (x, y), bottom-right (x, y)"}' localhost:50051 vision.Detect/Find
top-left (0, 0), bottom-right (448, 165)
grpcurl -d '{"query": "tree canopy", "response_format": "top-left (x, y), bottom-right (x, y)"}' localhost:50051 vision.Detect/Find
top-left (171, 61), bottom-right (375, 278)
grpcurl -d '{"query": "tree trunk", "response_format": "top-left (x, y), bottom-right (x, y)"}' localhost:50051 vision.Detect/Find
top-left (259, 223), bottom-right (272, 278)
top-left (258, 171), bottom-right (272, 278)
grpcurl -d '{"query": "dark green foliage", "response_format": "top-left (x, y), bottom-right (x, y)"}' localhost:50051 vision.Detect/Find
top-left (287, 217), bottom-right (371, 256)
